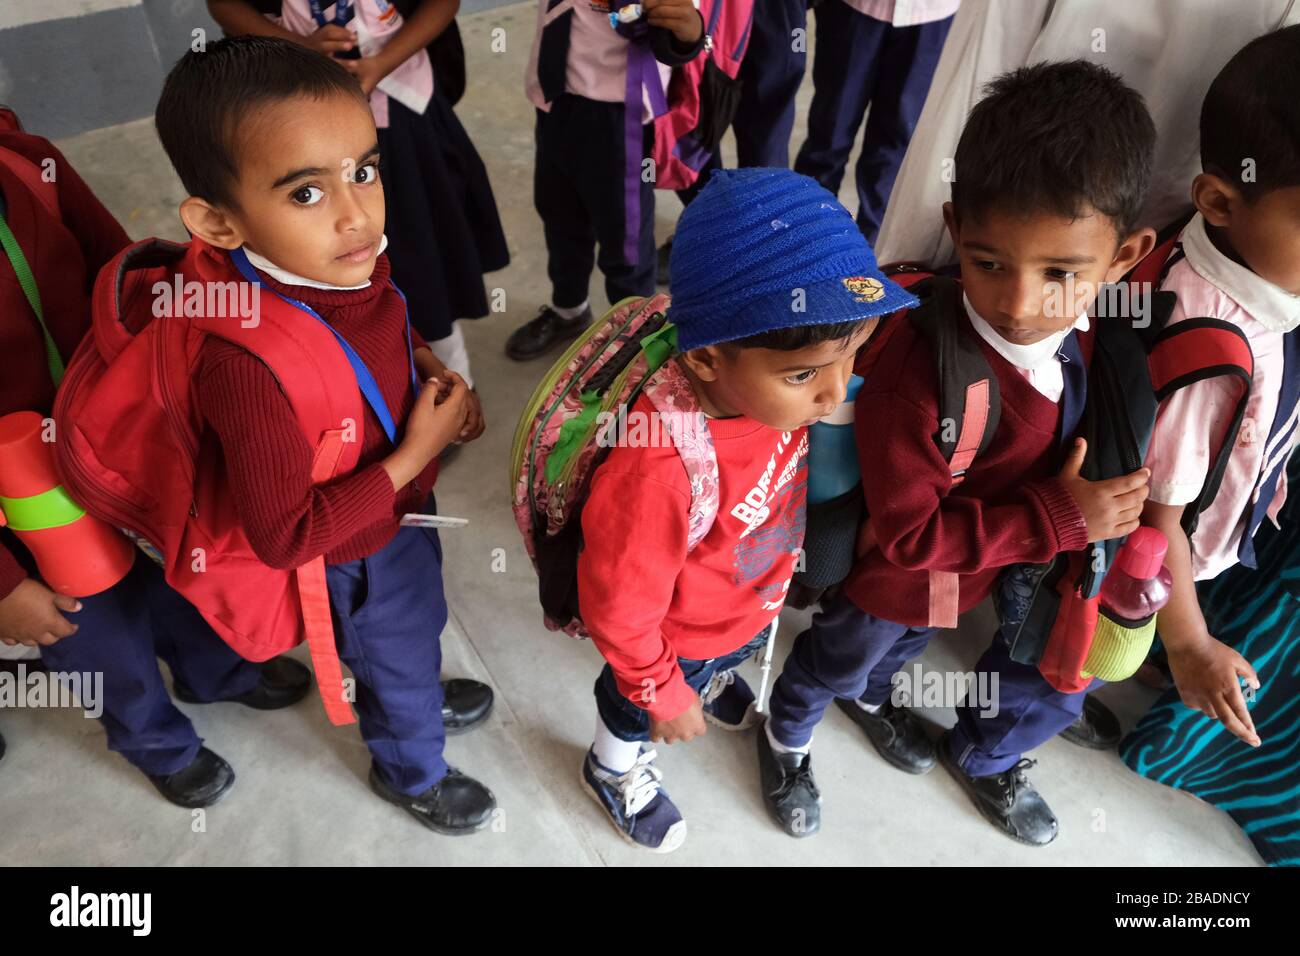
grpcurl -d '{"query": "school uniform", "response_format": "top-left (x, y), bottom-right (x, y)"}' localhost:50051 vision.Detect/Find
top-left (0, 128), bottom-right (262, 775)
top-left (273, 0), bottom-right (509, 344)
top-left (769, 288), bottom-right (1094, 775)
top-left (794, 0), bottom-right (956, 242)
top-left (525, 1), bottom-right (706, 309)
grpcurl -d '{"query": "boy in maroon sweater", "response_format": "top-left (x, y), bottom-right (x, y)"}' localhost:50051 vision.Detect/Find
top-left (577, 168), bottom-right (917, 852)
top-left (762, 62), bottom-right (1158, 846)
top-left (149, 38), bottom-right (496, 834)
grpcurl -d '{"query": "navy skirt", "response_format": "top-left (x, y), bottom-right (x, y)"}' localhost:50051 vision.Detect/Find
top-left (377, 88), bottom-right (509, 341)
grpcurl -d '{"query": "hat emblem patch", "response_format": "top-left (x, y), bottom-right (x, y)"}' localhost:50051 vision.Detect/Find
top-left (843, 276), bottom-right (885, 303)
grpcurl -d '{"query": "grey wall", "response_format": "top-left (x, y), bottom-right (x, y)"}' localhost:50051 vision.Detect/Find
top-left (0, 0), bottom-right (220, 139)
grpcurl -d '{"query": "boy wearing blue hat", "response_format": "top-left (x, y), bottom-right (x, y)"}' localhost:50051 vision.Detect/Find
top-left (575, 167), bottom-right (915, 853)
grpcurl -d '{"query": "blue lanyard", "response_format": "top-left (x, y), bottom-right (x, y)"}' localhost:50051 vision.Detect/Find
top-left (228, 246), bottom-right (420, 446)
top-left (308, 0), bottom-right (353, 27)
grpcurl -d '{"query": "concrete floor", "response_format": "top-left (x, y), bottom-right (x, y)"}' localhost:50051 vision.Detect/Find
top-left (0, 2), bottom-right (1263, 866)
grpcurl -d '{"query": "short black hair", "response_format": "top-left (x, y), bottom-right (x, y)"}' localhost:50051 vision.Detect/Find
top-left (1200, 25), bottom-right (1300, 200)
top-left (155, 35), bottom-right (368, 208)
top-left (725, 318), bottom-right (869, 352)
top-left (952, 60), bottom-right (1155, 236)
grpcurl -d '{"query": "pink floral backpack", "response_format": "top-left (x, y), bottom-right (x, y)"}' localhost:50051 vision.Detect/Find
top-left (509, 294), bottom-right (719, 638)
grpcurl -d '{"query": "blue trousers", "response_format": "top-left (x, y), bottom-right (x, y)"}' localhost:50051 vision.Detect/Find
top-left (325, 524), bottom-right (449, 796)
top-left (41, 552), bottom-right (261, 776)
top-left (768, 593), bottom-right (1093, 775)
top-left (595, 627), bottom-right (771, 741)
top-left (794, 1), bottom-right (952, 242)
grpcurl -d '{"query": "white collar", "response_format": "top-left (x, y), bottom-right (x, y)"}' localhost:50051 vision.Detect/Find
top-left (1180, 212), bottom-right (1300, 334)
top-left (963, 293), bottom-right (1089, 372)
top-left (241, 234), bottom-right (388, 291)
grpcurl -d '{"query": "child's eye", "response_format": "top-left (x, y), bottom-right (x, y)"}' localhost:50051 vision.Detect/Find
top-left (353, 161), bottom-right (380, 185)
top-left (291, 184), bottom-right (325, 206)
top-left (974, 259), bottom-right (999, 271)
top-left (785, 369), bottom-right (817, 385)
top-left (1046, 268), bottom-right (1076, 280)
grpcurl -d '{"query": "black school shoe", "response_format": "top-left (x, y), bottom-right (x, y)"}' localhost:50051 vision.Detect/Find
top-left (369, 764), bottom-right (496, 835)
top-left (1057, 695), bottom-right (1122, 750)
top-left (937, 732), bottom-right (1058, 846)
top-left (173, 656), bottom-right (312, 710)
top-left (835, 696), bottom-right (936, 774)
top-left (656, 236), bottom-right (673, 287)
top-left (505, 305), bottom-right (593, 361)
top-left (146, 746), bottom-right (236, 809)
top-left (756, 726), bottom-right (821, 838)
top-left (442, 678), bottom-right (494, 734)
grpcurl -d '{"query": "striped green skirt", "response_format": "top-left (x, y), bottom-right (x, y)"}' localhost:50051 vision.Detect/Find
top-left (1120, 458), bottom-right (1300, 866)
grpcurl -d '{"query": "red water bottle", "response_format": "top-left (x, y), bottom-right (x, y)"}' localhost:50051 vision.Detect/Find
top-left (1099, 527), bottom-right (1173, 623)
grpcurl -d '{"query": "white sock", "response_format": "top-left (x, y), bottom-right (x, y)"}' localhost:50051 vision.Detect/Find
top-left (765, 720), bottom-right (811, 756)
top-left (855, 698), bottom-right (883, 715)
top-left (592, 714), bottom-right (641, 775)
top-left (429, 322), bottom-right (473, 389)
top-left (553, 300), bottom-right (589, 321)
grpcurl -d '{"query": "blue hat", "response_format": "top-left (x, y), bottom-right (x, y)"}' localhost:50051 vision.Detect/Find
top-left (667, 168), bottom-right (918, 351)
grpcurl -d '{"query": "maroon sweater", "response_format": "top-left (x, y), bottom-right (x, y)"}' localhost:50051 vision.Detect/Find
top-left (196, 254), bottom-right (437, 570)
top-left (0, 131), bottom-right (131, 599)
top-left (843, 298), bottom-right (1090, 626)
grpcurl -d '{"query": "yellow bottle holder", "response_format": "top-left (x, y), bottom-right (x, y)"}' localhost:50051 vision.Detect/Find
top-left (1081, 612), bottom-right (1157, 683)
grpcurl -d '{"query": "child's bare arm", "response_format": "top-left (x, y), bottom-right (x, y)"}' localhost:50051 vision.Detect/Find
top-left (206, 0), bottom-right (356, 56)
top-left (338, 0), bottom-right (458, 94)
top-left (1143, 499), bottom-right (1261, 746)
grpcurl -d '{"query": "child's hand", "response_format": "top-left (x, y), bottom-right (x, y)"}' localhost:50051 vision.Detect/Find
top-left (1166, 635), bottom-right (1261, 747)
top-left (339, 56), bottom-right (388, 96)
top-left (1057, 439), bottom-right (1150, 542)
top-left (643, 0), bottom-right (704, 46)
top-left (457, 383), bottom-right (486, 444)
top-left (0, 579), bottom-right (81, 647)
top-left (304, 24), bottom-right (356, 57)
top-left (384, 377), bottom-right (469, 488)
top-left (649, 696), bottom-right (706, 744)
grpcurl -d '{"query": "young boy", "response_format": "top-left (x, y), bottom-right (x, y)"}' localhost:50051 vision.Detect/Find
top-left (577, 167), bottom-right (916, 852)
top-left (761, 61), bottom-right (1158, 845)
top-left (506, 0), bottom-right (706, 360)
top-left (0, 111), bottom-right (310, 808)
top-left (150, 37), bottom-right (495, 833)
top-left (1138, 25), bottom-right (1300, 748)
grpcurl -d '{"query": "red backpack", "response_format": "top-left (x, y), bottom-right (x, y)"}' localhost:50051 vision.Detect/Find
top-left (54, 237), bottom-right (366, 725)
top-left (864, 220), bottom-right (1253, 691)
top-left (650, 0), bottom-right (755, 191)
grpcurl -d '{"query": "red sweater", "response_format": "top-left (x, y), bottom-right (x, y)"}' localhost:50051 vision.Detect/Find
top-left (578, 391), bottom-right (809, 720)
top-left (843, 300), bottom-right (1090, 626)
top-left (195, 254), bottom-right (436, 570)
top-left (0, 131), bottom-right (131, 599)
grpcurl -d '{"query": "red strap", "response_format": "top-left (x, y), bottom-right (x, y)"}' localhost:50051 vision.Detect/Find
top-left (1149, 326), bottom-right (1254, 394)
top-left (948, 380), bottom-right (990, 479)
top-left (299, 429), bottom-right (357, 726)
top-left (927, 569), bottom-right (959, 628)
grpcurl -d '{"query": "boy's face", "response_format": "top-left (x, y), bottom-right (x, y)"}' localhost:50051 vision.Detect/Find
top-left (1196, 177), bottom-right (1300, 295)
top-left (680, 321), bottom-right (879, 432)
top-left (180, 92), bottom-right (385, 287)
top-left (944, 202), bottom-right (1154, 345)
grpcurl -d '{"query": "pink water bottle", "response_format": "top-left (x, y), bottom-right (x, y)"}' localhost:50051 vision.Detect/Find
top-left (1099, 526), bottom-right (1173, 623)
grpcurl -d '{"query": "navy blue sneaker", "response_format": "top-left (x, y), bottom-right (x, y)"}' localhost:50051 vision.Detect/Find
top-left (701, 669), bottom-right (759, 730)
top-left (580, 748), bottom-right (687, 853)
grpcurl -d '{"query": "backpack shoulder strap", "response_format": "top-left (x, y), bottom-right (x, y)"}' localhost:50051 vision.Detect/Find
top-left (642, 358), bottom-right (720, 552)
top-left (1148, 317), bottom-right (1254, 536)
top-left (0, 144), bottom-right (59, 219)
top-left (906, 275), bottom-right (1001, 486)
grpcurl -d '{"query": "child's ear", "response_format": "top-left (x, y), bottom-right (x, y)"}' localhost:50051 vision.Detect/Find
top-left (1191, 172), bottom-right (1237, 229)
top-left (941, 201), bottom-right (959, 249)
top-left (1105, 225), bottom-right (1157, 283)
top-left (678, 345), bottom-right (725, 382)
top-left (179, 196), bottom-right (245, 250)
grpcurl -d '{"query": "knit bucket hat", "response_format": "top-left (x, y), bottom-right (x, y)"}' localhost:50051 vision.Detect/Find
top-left (667, 168), bottom-right (918, 351)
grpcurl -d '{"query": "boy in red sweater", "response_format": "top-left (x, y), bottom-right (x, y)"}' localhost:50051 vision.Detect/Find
top-left (761, 61), bottom-right (1158, 846)
top-left (149, 37), bottom-right (495, 834)
top-left (577, 168), bottom-right (917, 852)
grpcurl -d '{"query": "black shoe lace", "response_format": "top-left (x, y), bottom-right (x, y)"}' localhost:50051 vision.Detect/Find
top-left (775, 756), bottom-right (820, 802)
top-left (995, 758), bottom-right (1036, 809)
